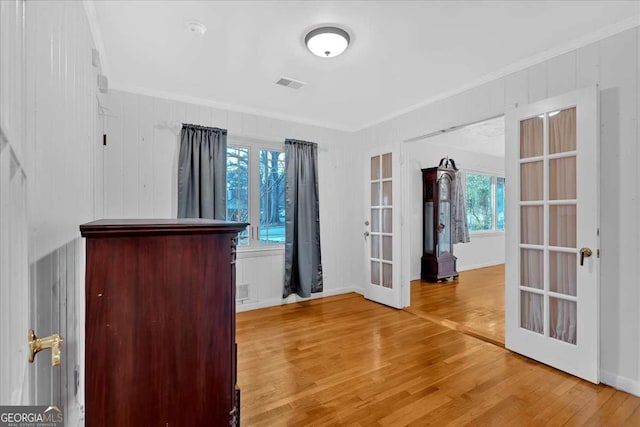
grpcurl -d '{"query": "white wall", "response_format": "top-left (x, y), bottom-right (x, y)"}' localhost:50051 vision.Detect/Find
top-left (354, 27), bottom-right (640, 395)
top-left (101, 89), bottom-right (362, 310)
top-left (0, 0), bottom-right (29, 405)
top-left (404, 142), bottom-right (505, 279)
top-left (24, 0), bottom-right (101, 422)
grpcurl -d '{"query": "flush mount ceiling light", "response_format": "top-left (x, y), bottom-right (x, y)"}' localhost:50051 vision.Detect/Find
top-left (305, 26), bottom-right (350, 58)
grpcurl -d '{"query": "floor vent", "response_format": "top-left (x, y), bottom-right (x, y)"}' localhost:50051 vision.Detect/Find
top-left (276, 77), bottom-right (306, 90)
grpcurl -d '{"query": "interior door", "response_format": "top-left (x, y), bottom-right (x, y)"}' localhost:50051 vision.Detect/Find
top-left (505, 86), bottom-right (599, 382)
top-left (364, 148), bottom-right (403, 309)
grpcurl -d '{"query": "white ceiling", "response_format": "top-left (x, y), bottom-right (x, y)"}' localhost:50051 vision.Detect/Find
top-left (92, 1), bottom-right (640, 131)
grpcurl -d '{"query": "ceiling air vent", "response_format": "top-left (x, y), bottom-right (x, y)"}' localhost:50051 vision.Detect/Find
top-left (276, 77), bottom-right (306, 90)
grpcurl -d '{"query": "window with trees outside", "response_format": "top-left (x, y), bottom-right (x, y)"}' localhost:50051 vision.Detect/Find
top-left (464, 172), bottom-right (505, 232)
top-left (226, 142), bottom-right (286, 248)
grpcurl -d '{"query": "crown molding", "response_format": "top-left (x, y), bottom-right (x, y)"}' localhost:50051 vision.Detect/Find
top-left (109, 84), bottom-right (356, 133)
top-left (355, 15), bottom-right (640, 132)
top-left (82, 0), bottom-right (110, 77)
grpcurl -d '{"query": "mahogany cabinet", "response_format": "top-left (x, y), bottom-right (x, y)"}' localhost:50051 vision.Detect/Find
top-left (80, 219), bottom-right (248, 426)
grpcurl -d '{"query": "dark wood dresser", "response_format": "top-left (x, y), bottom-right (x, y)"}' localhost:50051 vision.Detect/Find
top-left (80, 219), bottom-right (247, 426)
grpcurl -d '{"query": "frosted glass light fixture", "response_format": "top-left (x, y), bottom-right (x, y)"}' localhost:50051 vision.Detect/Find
top-left (305, 27), bottom-right (350, 58)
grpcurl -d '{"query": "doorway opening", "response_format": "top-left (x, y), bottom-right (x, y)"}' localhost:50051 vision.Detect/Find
top-left (403, 116), bottom-right (506, 346)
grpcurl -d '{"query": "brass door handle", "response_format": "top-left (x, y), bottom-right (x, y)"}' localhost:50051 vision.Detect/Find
top-left (28, 330), bottom-right (63, 367)
top-left (580, 248), bottom-right (593, 266)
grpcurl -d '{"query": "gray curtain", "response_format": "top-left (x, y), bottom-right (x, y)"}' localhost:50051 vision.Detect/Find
top-left (452, 171), bottom-right (470, 243)
top-left (283, 139), bottom-right (323, 298)
top-left (177, 124), bottom-right (227, 219)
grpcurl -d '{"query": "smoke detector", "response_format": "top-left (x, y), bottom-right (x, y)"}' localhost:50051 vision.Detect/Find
top-left (185, 20), bottom-right (207, 37)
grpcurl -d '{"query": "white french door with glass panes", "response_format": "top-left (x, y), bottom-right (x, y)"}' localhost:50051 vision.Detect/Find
top-left (505, 87), bottom-right (599, 383)
top-left (226, 138), bottom-right (286, 248)
top-left (364, 148), bottom-right (403, 309)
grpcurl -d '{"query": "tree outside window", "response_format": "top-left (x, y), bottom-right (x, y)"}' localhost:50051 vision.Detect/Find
top-left (465, 172), bottom-right (505, 233)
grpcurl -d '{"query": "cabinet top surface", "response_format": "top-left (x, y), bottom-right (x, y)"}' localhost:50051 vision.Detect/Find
top-left (80, 218), bottom-right (249, 237)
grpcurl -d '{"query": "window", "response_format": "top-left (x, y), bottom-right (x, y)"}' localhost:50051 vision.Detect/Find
top-left (226, 141), bottom-right (286, 248)
top-left (464, 172), bottom-right (505, 232)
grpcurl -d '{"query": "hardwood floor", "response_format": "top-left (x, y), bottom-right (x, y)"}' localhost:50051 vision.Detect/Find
top-left (408, 265), bottom-right (505, 346)
top-left (236, 292), bottom-right (639, 426)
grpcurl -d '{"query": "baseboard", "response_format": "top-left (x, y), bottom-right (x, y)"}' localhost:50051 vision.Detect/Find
top-left (410, 261), bottom-right (504, 281)
top-left (236, 286), bottom-right (362, 313)
top-left (457, 261), bottom-right (504, 272)
top-left (600, 370), bottom-right (640, 397)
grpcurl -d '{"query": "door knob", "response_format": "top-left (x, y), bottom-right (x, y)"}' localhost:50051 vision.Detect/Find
top-left (28, 329), bottom-right (63, 367)
top-left (580, 248), bottom-right (593, 266)
top-left (364, 231), bottom-right (370, 240)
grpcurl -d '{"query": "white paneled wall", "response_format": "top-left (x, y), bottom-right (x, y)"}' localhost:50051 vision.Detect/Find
top-left (404, 143), bottom-right (505, 278)
top-left (354, 27), bottom-right (640, 395)
top-left (102, 89), bottom-right (362, 309)
top-left (23, 0), bottom-right (101, 423)
top-left (0, 0), bottom-right (30, 406)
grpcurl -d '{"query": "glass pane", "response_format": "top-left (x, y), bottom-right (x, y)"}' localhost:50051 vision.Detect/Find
top-left (259, 150), bottom-right (286, 245)
top-left (382, 208), bottom-right (392, 233)
top-left (549, 157), bottom-right (576, 200)
top-left (521, 291), bottom-right (543, 334)
top-left (520, 116), bottom-right (543, 158)
top-left (371, 235), bottom-right (380, 259)
top-left (371, 208), bottom-right (380, 232)
top-left (382, 263), bottom-right (392, 288)
top-left (382, 236), bottom-right (392, 261)
top-left (520, 206), bottom-right (543, 245)
top-left (371, 156), bottom-right (380, 180)
top-left (382, 181), bottom-right (392, 206)
top-left (550, 251), bottom-right (577, 296)
top-left (465, 174), bottom-right (493, 231)
top-left (381, 153), bottom-right (392, 179)
top-left (440, 175), bottom-right (451, 200)
top-left (438, 201), bottom-right (451, 256)
top-left (549, 205), bottom-right (576, 248)
top-left (496, 177), bottom-right (505, 230)
top-left (371, 261), bottom-right (380, 286)
top-left (371, 182), bottom-right (380, 206)
top-left (549, 107), bottom-right (576, 154)
top-left (424, 202), bottom-right (434, 254)
top-left (520, 162), bottom-right (543, 201)
top-left (226, 146), bottom-right (250, 245)
top-left (550, 297), bottom-right (577, 344)
top-left (521, 249), bottom-right (543, 290)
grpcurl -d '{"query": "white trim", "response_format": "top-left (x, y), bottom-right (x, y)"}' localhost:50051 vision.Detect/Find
top-left (409, 260), bottom-right (505, 280)
top-left (82, 1), bottom-right (109, 77)
top-left (457, 261), bottom-right (505, 272)
top-left (357, 17), bottom-right (640, 131)
top-left (235, 286), bottom-right (363, 312)
top-left (109, 85), bottom-right (354, 133)
top-left (600, 370), bottom-right (640, 397)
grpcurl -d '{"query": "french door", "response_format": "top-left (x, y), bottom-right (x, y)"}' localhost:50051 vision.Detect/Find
top-left (505, 87), bottom-right (600, 382)
top-left (364, 148), bottom-right (403, 309)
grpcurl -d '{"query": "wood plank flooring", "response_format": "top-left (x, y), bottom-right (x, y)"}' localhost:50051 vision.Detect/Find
top-left (408, 265), bottom-right (505, 346)
top-left (236, 292), bottom-right (639, 426)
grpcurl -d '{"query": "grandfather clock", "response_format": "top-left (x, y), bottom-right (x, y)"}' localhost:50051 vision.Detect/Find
top-left (421, 161), bottom-right (459, 282)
